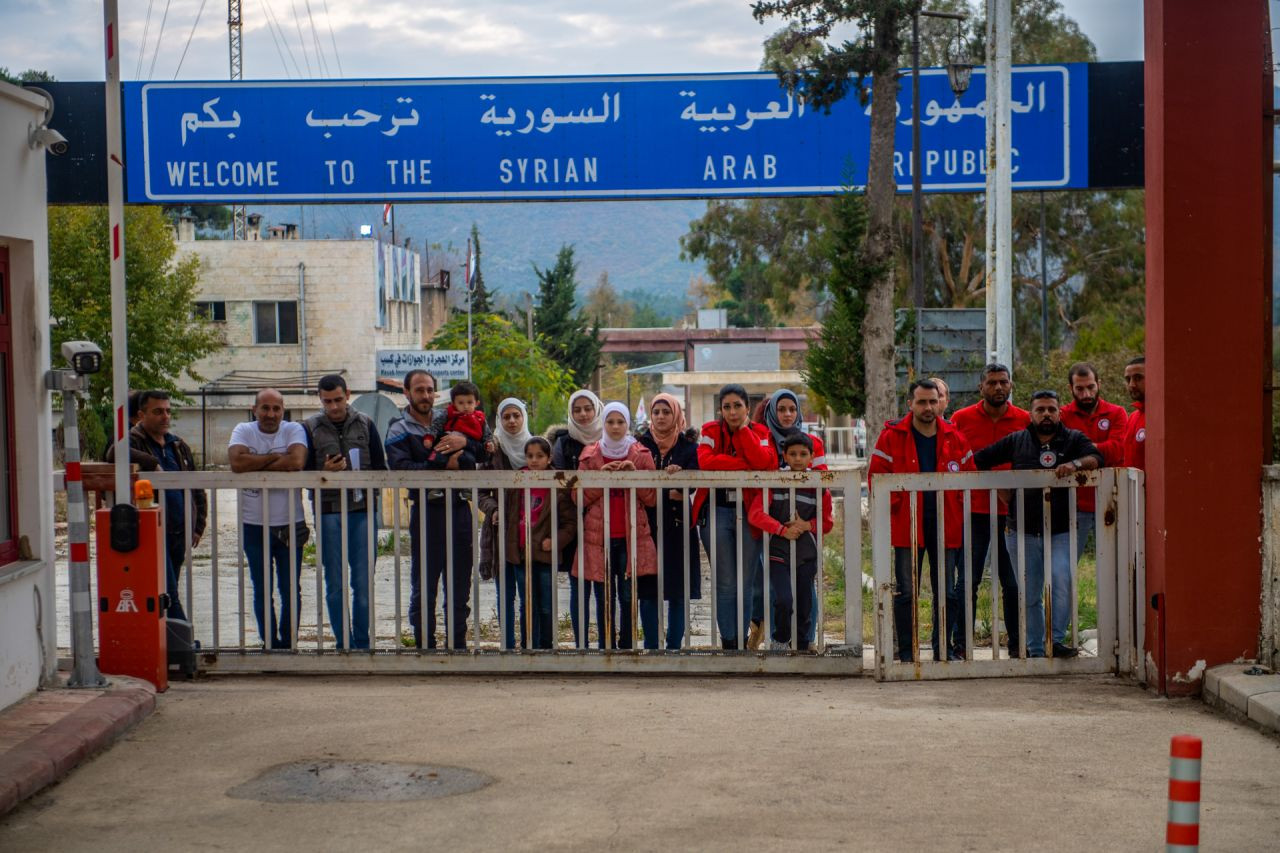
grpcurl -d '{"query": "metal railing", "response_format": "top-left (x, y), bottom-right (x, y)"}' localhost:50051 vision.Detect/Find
top-left (869, 467), bottom-right (1144, 681)
top-left (62, 468), bottom-right (864, 674)
top-left (812, 426), bottom-right (866, 462)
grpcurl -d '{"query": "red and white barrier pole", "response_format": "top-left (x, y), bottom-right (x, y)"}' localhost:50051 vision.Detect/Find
top-left (1166, 734), bottom-right (1202, 851)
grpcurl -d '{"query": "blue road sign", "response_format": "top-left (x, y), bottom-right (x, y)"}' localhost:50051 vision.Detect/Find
top-left (123, 65), bottom-right (1086, 203)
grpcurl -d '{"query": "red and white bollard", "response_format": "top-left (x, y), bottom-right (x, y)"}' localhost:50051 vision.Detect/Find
top-left (1166, 734), bottom-right (1202, 851)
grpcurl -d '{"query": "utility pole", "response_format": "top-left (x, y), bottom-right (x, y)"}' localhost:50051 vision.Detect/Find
top-left (985, 0), bottom-right (1013, 368)
top-left (229, 0), bottom-right (247, 240)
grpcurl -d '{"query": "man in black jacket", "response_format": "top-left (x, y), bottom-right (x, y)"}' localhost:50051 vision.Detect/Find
top-left (974, 390), bottom-right (1102, 659)
top-left (105, 390), bottom-right (207, 621)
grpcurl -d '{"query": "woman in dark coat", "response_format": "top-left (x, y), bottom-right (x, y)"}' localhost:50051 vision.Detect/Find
top-left (636, 392), bottom-right (702, 649)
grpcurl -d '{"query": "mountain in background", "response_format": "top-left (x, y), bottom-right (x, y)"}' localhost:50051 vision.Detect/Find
top-left (250, 200), bottom-right (709, 308)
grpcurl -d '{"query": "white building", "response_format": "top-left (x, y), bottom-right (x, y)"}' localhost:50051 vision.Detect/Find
top-left (175, 225), bottom-right (446, 464)
top-left (0, 82), bottom-right (58, 710)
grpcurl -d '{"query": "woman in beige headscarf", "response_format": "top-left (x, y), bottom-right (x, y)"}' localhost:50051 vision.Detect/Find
top-left (635, 392), bottom-right (701, 649)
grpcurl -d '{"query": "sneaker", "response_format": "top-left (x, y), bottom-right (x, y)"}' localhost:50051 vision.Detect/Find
top-left (1052, 642), bottom-right (1079, 658)
top-left (746, 620), bottom-right (764, 651)
top-left (769, 639), bottom-right (789, 652)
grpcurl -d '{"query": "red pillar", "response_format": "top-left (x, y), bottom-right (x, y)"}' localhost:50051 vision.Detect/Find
top-left (1143, 0), bottom-right (1271, 695)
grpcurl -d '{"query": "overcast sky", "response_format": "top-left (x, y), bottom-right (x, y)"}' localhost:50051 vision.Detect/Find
top-left (4, 0), bottom-right (1149, 82)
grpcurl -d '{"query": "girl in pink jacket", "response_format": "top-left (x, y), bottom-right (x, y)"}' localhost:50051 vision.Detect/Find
top-left (574, 403), bottom-right (658, 649)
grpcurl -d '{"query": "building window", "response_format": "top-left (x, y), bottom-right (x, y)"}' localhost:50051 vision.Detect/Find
top-left (254, 300), bottom-right (299, 345)
top-left (194, 300), bottom-right (227, 322)
top-left (0, 249), bottom-right (16, 565)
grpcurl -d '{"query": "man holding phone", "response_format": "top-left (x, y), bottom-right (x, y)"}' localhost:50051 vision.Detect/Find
top-left (304, 374), bottom-right (387, 649)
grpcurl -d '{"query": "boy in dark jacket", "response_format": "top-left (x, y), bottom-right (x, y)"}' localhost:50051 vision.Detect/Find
top-left (746, 434), bottom-right (834, 651)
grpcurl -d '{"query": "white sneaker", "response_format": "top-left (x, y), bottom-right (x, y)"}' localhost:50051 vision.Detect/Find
top-left (769, 639), bottom-right (789, 652)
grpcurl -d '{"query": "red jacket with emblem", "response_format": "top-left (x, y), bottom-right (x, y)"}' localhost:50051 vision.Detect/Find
top-left (1122, 402), bottom-right (1145, 470)
top-left (692, 419), bottom-right (776, 521)
top-left (1061, 397), bottom-right (1128, 512)
top-left (950, 402), bottom-right (1029, 516)
top-left (867, 414), bottom-right (975, 548)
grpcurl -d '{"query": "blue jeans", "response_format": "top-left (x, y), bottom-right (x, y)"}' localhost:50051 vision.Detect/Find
top-left (1005, 528), bottom-right (1074, 656)
top-left (498, 560), bottom-right (554, 649)
top-left (570, 577), bottom-right (606, 649)
top-left (242, 523), bottom-right (305, 648)
top-left (319, 511), bottom-right (370, 649)
top-left (700, 504), bottom-right (761, 649)
top-left (664, 598), bottom-right (687, 650)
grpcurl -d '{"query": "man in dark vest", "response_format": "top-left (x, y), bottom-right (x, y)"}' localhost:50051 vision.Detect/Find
top-left (304, 374), bottom-right (386, 649)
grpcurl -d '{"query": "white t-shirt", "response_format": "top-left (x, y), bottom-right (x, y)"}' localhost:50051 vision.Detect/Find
top-left (228, 420), bottom-right (308, 525)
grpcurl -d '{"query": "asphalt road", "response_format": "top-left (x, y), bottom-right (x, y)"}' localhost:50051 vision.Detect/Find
top-left (2, 675), bottom-right (1277, 851)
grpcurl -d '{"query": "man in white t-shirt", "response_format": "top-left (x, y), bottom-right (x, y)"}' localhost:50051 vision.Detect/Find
top-left (229, 388), bottom-right (309, 648)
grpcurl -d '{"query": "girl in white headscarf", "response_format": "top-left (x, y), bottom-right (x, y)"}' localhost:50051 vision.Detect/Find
top-left (479, 398), bottom-right (536, 647)
top-left (551, 389), bottom-right (603, 472)
top-left (493, 398), bottom-right (533, 469)
top-left (573, 402), bottom-right (660, 649)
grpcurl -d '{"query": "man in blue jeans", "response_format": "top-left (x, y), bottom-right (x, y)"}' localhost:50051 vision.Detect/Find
top-left (974, 390), bottom-right (1102, 658)
top-left (304, 375), bottom-right (387, 650)
top-left (228, 388), bottom-right (308, 648)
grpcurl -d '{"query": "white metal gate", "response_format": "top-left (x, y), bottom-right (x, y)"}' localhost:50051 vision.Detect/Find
top-left (869, 468), bottom-right (1144, 681)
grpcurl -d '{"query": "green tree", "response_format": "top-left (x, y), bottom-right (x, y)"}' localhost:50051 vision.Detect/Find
top-left (0, 68), bottom-right (54, 84)
top-left (753, 0), bottom-right (911, 445)
top-left (162, 204), bottom-right (232, 234)
top-left (533, 245), bottom-right (602, 385)
top-left (48, 206), bottom-right (224, 457)
top-left (429, 314), bottom-right (574, 434)
top-left (584, 271), bottom-right (633, 328)
top-left (468, 222), bottom-right (493, 314)
top-left (805, 184), bottom-right (879, 415)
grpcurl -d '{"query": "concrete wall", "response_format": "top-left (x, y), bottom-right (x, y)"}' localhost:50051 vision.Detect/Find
top-left (0, 82), bottom-right (58, 710)
top-left (179, 238), bottom-right (423, 391)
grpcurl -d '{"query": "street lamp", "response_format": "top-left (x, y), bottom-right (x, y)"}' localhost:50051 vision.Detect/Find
top-left (945, 19), bottom-right (975, 97)
top-left (911, 8), bottom-right (970, 376)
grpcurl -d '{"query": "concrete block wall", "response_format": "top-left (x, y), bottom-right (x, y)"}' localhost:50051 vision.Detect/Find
top-left (181, 239), bottom-right (422, 391)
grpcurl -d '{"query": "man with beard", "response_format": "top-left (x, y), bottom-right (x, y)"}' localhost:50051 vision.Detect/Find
top-left (975, 390), bottom-right (1102, 658)
top-left (384, 369), bottom-right (477, 649)
top-left (1060, 362), bottom-right (1128, 551)
top-left (1122, 357), bottom-right (1146, 470)
top-left (950, 364), bottom-right (1028, 657)
top-left (868, 379), bottom-right (974, 662)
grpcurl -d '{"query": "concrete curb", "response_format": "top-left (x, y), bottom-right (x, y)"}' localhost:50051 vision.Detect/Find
top-left (0, 679), bottom-right (156, 816)
top-left (1203, 663), bottom-right (1280, 738)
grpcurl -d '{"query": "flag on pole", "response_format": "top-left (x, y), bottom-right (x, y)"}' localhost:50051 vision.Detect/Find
top-left (634, 397), bottom-right (648, 428)
top-left (382, 203), bottom-right (392, 225)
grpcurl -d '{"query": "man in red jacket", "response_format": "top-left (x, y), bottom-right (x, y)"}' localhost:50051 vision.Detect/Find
top-left (1122, 357), bottom-right (1146, 470)
top-left (950, 364), bottom-right (1028, 657)
top-left (1060, 362), bottom-right (1128, 554)
top-left (868, 380), bottom-right (975, 662)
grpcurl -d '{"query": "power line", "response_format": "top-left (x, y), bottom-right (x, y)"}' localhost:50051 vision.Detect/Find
top-left (289, 0), bottom-right (313, 76)
top-left (257, 0), bottom-right (294, 78)
top-left (320, 0), bottom-right (342, 76)
top-left (303, 0), bottom-right (328, 77)
top-left (146, 0), bottom-right (173, 80)
top-left (135, 0), bottom-right (158, 80)
top-left (174, 0), bottom-right (211, 79)
top-left (261, 0), bottom-right (302, 77)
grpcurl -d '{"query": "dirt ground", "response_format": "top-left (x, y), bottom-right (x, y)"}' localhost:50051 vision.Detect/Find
top-left (2, 675), bottom-right (1277, 851)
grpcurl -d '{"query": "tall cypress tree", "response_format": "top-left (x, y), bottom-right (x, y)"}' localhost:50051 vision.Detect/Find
top-left (533, 245), bottom-right (602, 385)
top-left (469, 222), bottom-right (494, 314)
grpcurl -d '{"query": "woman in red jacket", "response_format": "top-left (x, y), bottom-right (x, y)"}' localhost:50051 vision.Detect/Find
top-left (696, 384), bottom-right (776, 649)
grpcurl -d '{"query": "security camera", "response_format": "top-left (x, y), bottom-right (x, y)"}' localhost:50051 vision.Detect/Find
top-left (28, 124), bottom-right (68, 155)
top-left (61, 341), bottom-right (103, 375)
